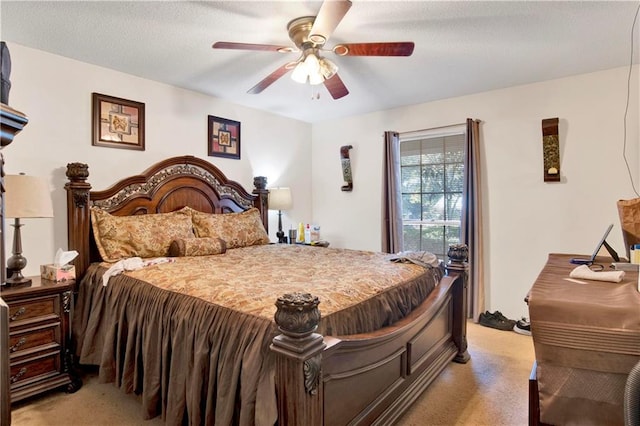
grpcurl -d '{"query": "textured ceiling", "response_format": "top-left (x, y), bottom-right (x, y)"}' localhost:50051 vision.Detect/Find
top-left (1, 1), bottom-right (639, 123)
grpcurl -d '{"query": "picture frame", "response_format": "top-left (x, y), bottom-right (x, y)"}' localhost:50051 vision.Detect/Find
top-left (92, 93), bottom-right (145, 151)
top-left (208, 115), bottom-right (240, 160)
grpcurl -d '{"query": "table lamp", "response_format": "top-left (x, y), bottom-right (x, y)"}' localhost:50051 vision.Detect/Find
top-left (268, 187), bottom-right (292, 244)
top-left (4, 173), bottom-right (54, 286)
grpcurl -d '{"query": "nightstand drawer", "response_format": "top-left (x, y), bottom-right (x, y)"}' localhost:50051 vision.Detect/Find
top-left (8, 294), bottom-right (61, 327)
top-left (10, 349), bottom-right (62, 388)
top-left (9, 322), bottom-right (61, 359)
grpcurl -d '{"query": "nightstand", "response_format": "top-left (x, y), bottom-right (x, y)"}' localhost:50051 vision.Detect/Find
top-left (0, 276), bottom-right (81, 403)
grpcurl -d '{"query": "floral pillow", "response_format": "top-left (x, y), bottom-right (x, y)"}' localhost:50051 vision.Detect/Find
top-left (190, 207), bottom-right (270, 249)
top-left (168, 237), bottom-right (227, 257)
top-left (91, 207), bottom-right (195, 262)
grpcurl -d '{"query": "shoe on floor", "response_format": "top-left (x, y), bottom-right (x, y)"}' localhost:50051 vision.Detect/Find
top-left (479, 311), bottom-right (516, 331)
top-left (492, 311), bottom-right (515, 324)
top-left (513, 317), bottom-right (532, 336)
top-left (491, 311), bottom-right (516, 329)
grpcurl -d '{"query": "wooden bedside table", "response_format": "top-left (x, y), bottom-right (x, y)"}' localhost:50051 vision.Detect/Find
top-left (0, 276), bottom-right (81, 403)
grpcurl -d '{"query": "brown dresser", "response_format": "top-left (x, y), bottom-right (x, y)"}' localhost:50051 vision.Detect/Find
top-left (528, 254), bottom-right (640, 425)
top-left (0, 276), bottom-right (80, 402)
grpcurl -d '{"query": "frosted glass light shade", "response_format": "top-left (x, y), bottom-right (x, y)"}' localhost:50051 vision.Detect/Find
top-left (5, 174), bottom-right (54, 218)
top-left (319, 57), bottom-right (338, 80)
top-left (309, 71), bottom-right (324, 85)
top-left (291, 62), bottom-right (308, 84)
top-left (304, 53), bottom-right (320, 74)
top-left (269, 187), bottom-right (292, 211)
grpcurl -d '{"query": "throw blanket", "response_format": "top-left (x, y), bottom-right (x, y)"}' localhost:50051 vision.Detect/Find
top-left (387, 250), bottom-right (440, 269)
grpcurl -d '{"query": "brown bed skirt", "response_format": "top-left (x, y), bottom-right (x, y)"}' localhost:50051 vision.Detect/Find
top-left (74, 265), bottom-right (278, 425)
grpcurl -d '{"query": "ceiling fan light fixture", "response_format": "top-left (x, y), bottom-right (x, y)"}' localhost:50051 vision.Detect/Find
top-left (319, 57), bottom-right (338, 80)
top-left (291, 61), bottom-right (309, 84)
top-left (309, 71), bottom-right (324, 86)
top-left (304, 52), bottom-right (320, 74)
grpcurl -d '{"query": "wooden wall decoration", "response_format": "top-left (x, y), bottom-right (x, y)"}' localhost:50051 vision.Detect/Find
top-left (340, 145), bottom-right (353, 191)
top-left (542, 117), bottom-right (560, 182)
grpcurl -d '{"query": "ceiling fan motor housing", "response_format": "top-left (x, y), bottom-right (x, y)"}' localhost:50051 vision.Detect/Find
top-left (287, 16), bottom-right (324, 49)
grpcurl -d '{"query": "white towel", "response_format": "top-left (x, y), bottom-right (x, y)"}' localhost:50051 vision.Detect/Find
top-left (102, 257), bottom-right (175, 286)
top-left (569, 265), bottom-right (625, 283)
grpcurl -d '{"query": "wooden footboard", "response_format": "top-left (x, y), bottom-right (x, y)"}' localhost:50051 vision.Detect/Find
top-left (272, 250), bottom-right (469, 425)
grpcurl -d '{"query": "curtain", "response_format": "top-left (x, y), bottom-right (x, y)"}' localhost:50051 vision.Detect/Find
top-left (462, 118), bottom-right (484, 320)
top-left (382, 131), bottom-right (403, 254)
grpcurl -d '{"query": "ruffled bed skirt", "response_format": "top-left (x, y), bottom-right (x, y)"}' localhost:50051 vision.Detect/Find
top-left (74, 265), bottom-right (278, 425)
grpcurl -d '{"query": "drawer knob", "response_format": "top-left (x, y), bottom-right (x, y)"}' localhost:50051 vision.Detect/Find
top-left (9, 337), bottom-right (27, 352)
top-left (10, 367), bottom-right (27, 383)
top-left (9, 307), bottom-right (26, 322)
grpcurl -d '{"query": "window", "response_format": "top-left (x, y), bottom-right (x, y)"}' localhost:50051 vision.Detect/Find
top-left (400, 126), bottom-right (466, 261)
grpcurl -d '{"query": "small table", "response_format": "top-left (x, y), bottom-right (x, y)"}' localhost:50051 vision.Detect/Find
top-left (1, 276), bottom-right (82, 403)
top-left (528, 254), bottom-right (640, 425)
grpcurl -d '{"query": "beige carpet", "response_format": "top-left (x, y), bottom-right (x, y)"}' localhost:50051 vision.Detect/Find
top-left (10, 321), bottom-right (535, 426)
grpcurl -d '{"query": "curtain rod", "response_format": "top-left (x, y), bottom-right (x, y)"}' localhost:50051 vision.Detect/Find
top-left (399, 121), bottom-right (467, 137)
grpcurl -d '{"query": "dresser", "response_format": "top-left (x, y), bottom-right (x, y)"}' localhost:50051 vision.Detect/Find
top-left (0, 276), bottom-right (80, 403)
top-left (528, 254), bottom-right (640, 425)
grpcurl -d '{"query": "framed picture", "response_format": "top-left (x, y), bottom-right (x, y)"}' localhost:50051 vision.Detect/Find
top-left (92, 93), bottom-right (145, 150)
top-left (208, 115), bottom-right (240, 159)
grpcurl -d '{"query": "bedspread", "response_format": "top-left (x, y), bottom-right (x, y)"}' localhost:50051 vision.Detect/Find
top-left (73, 244), bottom-right (442, 425)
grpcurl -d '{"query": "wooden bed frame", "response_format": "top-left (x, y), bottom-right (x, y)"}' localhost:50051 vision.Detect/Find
top-left (64, 155), bottom-right (469, 425)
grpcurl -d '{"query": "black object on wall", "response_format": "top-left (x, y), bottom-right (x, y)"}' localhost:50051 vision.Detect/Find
top-left (1, 42), bottom-right (11, 104)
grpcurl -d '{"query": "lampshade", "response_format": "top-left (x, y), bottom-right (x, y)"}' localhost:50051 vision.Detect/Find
top-left (5, 174), bottom-right (54, 218)
top-left (269, 187), bottom-right (292, 211)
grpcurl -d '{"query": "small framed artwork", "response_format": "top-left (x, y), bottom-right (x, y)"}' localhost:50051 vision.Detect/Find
top-left (92, 93), bottom-right (145, 150)
top-left (208, 115), bottom-right (240, 159)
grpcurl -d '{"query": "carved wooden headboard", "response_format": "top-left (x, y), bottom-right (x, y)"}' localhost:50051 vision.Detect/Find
top-left (65, 155), bottom-right (268, 279)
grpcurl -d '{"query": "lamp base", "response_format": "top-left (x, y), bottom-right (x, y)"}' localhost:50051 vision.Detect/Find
top-left (276, 209), bottom-right (287, 244)
top-left (5, 271), bottom-right (32, 287)
top-left (5, 219), bottom-right (31, 287)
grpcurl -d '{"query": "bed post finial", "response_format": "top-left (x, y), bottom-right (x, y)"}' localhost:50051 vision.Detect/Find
top-left (445, 243), bottom-right (470, 363)
top-left (252, 176), bottom-right (269, 232)
top-left (271, 292), bottom-right (325, 425)
top-left (65, 162), bottom-right (92, 279)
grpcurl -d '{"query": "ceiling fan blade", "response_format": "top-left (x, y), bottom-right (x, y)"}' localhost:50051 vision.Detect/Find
top-left (247, 63), bottom-right (292, 94)
top-left (213, 41), bottom-right (295, 53)
top-left (333, 42), bottom-right (415, 57)
top-left (309, 0), bottom-right (352, 44)
top-left (324, 74), bottom-right (349, 100)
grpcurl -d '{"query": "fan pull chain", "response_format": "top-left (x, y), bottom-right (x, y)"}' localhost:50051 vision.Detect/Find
top-left (311, 86), bottom-right (320, 100)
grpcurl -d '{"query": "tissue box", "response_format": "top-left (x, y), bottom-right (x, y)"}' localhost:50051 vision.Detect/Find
top-left (40, 264), bottom-right (76, 282)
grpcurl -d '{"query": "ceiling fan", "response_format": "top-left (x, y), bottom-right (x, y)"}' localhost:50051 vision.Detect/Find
top-left (212, 0), bottom-right (414, 100)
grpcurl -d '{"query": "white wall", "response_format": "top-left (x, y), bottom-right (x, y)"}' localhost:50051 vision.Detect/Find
top-left (3, 43), bottom-right (312, 276)
top-left (5, 43), bottom-right (639, 322)
top-left (312, 66), bottom-right (639, 320)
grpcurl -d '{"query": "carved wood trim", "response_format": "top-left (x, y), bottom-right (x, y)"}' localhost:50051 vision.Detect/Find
top-left (272, 292), bottom-right (326, 425)
top-left (445, 244), bottom-right (470, 363)
top-left (91, 163), bottom-right (254, 211)
top-left (0, 103), bottom-right (28, 147)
